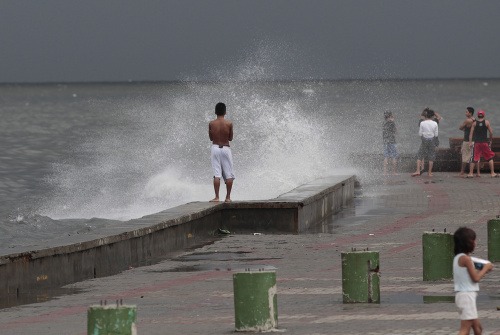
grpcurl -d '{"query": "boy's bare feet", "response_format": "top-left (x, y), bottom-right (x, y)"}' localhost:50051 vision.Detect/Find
top-left (411, 172), bottom-right (420, 177)
top-left (428, 173), bottom-right (433, 177)
top-left (224, 198), bottom-right (231, 203)
top-left (209, 198), bottom-right (220, 202)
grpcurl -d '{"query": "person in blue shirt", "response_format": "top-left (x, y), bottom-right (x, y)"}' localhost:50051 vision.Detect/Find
top-left (382, 111), bottom-right (398, 175)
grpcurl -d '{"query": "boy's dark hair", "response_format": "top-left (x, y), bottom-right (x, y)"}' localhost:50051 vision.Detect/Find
top-left (466, 107), bottom-right (474, 115)
top-left (384, 111), bottom-right (393, 119)
top-left (453, 227), bottom-right (476, 255)
top-left (215, 102), bottom-right (226, 116)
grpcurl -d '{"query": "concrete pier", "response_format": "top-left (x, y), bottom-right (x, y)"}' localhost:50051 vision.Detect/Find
top-left (0, 175), bottom-right (354, 298)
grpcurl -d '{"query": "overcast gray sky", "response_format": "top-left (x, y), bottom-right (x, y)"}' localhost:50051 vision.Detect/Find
top-left (1, 0), bottom-right (500, 83)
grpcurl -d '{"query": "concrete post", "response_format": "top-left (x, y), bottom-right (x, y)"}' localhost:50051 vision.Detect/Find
top-left (488, 218), bottom-right (500, 262)
top-left (87, 303), bottom-right (137, 335)
top-left (233, 269), bottom-right (278, 332)
top-left (422, 231), bottom-right (454, 281)
top-left (341, 250), bottom-right (380, 303)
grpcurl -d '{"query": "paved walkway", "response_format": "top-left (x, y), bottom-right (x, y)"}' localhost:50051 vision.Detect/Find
top-left (1, 172), bottom-right (500, 335)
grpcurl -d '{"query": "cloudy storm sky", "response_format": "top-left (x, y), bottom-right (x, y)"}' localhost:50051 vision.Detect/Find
top-left (1, 0), bottom-right (500, 83)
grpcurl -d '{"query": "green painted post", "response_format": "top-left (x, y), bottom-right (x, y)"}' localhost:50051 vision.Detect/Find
top-left (341, 251), bottom-right (380, 303)
top-left (233, 269), bottom-right (278, 331)
top-left (87, 304), bottom-right (137, 335)
top-left (488, 218), bottom-right (500, 262)
top-left (422, 232), bottom-right (454, 281)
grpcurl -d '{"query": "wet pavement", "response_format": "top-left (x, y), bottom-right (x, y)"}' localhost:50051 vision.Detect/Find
top-left (1, 172), bottom-right (500, 334)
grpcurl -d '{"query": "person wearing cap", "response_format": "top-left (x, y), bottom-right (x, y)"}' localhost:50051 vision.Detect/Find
top-left (382, 111), bottom-right (398, 175)
top-left (468, 110), bottom-right (497, 178)
top-left (458, 107), bottom-right (476, 177)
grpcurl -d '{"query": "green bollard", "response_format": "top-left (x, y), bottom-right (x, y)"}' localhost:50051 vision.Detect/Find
top-left (87, 303), bottom-right (137, 335)
top-left (422, 231), bottom-right (454, 281)
top-left (488, 218), bottom-right (500, 262)
top-left (233, 269), bottom-right (278, 332)
top-left (341, 250), bottom-right (380, 303)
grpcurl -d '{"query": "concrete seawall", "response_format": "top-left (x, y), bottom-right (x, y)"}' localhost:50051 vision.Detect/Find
top-left (0, 175), bottom-right (355, 298)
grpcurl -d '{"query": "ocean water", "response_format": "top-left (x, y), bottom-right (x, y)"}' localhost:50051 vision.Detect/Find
top-left (1, 79), bottom-right (499, 253)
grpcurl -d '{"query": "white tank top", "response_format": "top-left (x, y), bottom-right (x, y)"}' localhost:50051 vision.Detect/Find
top-left (453, 253), bottom-right (479, 292)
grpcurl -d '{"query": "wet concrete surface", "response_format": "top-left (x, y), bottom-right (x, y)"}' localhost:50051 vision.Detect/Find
top-left (0, 286), bottom-right (86, 310)
top-left (2, 173), bottom-right (500, 334)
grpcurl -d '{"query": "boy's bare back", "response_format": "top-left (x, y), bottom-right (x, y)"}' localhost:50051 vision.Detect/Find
top-left (209, 118), bottom-right (233, 146)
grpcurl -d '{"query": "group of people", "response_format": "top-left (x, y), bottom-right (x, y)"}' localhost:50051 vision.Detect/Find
top-left (383, 108), bottom-right (496, 333)
top-left (382, 106), bottom-right (497, 177)
top-left (209, 103), bottom-right (498, 202)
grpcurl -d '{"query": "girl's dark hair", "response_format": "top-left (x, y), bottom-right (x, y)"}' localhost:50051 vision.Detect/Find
top-left (453, 227), bottom-right (476, 255)
top-left (426, 109), bottom-right (435, 119)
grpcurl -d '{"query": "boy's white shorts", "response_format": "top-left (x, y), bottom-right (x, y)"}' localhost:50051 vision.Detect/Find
top-left (211, 145), bottom-right (235, 181)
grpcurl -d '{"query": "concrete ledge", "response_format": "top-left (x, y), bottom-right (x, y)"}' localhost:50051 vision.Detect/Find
top-left (222, 175), bottom-right (355, 232)
top-left (0, 175), bottom-right (355, 296)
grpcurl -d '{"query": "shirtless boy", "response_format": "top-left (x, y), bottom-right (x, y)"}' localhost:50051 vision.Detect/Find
top-left (459, 107), bottom-right (475, 177)
top-left (209, 102), bottom-right (235, 202)
top-left (468, 110), bottom-right (497, 178)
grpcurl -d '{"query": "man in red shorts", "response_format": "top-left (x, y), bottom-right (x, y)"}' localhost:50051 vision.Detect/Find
top-left (468, 110), bottom-right (497, 177)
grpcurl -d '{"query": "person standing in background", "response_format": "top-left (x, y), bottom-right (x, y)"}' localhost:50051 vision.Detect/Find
top-left (412, 108), bottom-right (439, 177)
top-left (459, 107), bottom-right (476, 177)
top-left (419, 108), bottom-right (442, 172)
top-left (468, 110), bottom-right (497, 178)
top-left (382, 111), bottom-right (398, 175)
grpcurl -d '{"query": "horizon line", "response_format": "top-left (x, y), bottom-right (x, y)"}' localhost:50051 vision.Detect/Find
top-left (0, 77), bottom-right (499, 86)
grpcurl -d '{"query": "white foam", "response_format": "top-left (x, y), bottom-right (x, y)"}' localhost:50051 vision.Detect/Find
top-left (42, 47), bottom-right (355, 220)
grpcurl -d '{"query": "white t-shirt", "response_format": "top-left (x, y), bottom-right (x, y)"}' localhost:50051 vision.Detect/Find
top-left (419, 119), bottom-right (438, 139)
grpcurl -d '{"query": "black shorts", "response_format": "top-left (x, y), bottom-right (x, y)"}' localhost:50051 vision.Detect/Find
top-left (417, 138), bottom-right (436, 161)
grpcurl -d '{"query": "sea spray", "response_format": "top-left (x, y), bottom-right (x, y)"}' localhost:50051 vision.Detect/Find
top-left (41, 80), bottom-right (349, 220)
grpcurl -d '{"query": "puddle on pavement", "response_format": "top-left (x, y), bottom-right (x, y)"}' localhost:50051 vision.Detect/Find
top-left (0, 286), bottom-right (85, 310)
top-left (384, 292), bottom-right (500, 304)
top-left (145, 251), bottom-right (281, 273)
top-left (305, 195), bottom-right (400, 234)
top-left (173, 251), bottom-right (282, 262)
top-left (148, 264), bottom-right (278, 273)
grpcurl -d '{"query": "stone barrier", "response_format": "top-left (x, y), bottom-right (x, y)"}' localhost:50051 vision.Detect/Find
top-left (87, 302), bottom-right (137, 335)
top-left (233, 269), bottom-right (278, 332)
top-left (422, 231), bottom-right (454, 281)
top-left (341, 250), bottom-right (380, 303)
top-left (488, 217), bottom-right (500, 262)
